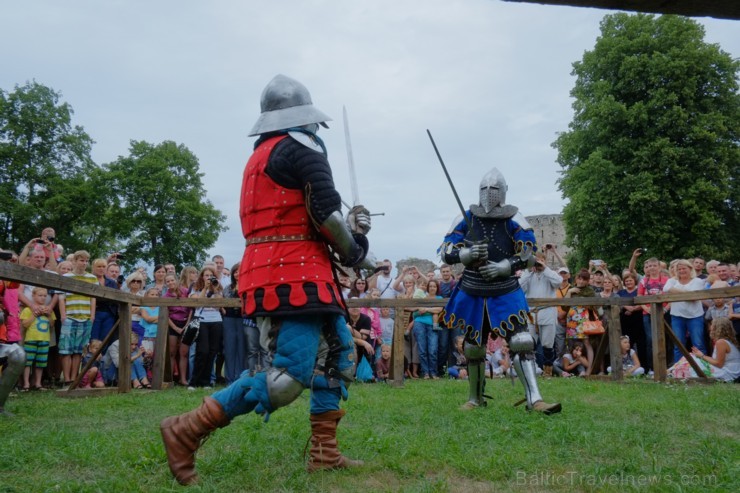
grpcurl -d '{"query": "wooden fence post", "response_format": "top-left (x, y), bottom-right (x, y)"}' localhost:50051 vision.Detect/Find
top-left (118, 303), bottom-right (132, 392)
top-left (389, 310), bottom-right (406, 387)
top-left (650, 303), bottom-right (666, 382)
top-left (151, 306), bottom-right (170, 390)
top-left (607, 304), bottom-right (623, 381)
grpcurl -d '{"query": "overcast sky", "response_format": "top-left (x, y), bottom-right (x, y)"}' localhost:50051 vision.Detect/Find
top-left (3, 1), bottom-right (738, 269)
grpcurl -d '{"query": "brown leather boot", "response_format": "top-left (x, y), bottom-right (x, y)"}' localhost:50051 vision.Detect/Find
top-left (531, 400), bottom-right (562, 415)
top-left (160, 397), bottom-right (230, 485)
top-left (307, 409), bottom-right (363, 472)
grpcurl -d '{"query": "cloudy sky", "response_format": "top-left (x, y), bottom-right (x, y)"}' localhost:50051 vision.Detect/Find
top-left (3, 1), bottom-right (738, 269)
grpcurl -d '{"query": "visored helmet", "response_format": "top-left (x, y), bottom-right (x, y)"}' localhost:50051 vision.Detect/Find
top-left (248, 74), bottom-right (332, 136)
top-left (479, 167), bottom-right (507, 213)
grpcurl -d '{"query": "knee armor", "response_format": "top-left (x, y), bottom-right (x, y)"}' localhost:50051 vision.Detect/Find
top-left (464, 343), bottom-right (486, 362)
top-left (1, 343), bottom-right (26, 366)
top-left (265, 367), bottom-right (305, 410)
top-left (509, 331), bottom-right (535, 353)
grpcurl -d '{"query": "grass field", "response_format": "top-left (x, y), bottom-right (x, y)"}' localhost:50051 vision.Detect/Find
top-left (1, 377), bottom-right (738, 493)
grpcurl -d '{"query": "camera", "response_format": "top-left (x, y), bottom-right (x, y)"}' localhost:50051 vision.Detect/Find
top-left (35, 239), bottom-right (46, 244)
top-left (117, 275), bottom-right (125, 284)
top-left (115, 252), bottom-right (125, 259)
top-left (545, 243), bottom-right (553, 250)
top-left (640, 248), bottom-right (647, 254)
top-left (592, 259), bottom-right (603, 266)
top-left (0, 251), bottom-right (13, 261)
top-left (209, 277), bottom-right (219, 286)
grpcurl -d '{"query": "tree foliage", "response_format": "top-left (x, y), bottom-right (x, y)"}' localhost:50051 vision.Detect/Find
top-left (105, 141), bottom-right (227, 268)
top-left (554, 14), bottom-right (740, 269)
top-left (0, 81), bottom-right (226, 268)
top-left (0, 81), bottom-right (102, 253)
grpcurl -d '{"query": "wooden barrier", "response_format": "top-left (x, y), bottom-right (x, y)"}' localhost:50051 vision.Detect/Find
top-left (2, 261), bottom-right (739, 394)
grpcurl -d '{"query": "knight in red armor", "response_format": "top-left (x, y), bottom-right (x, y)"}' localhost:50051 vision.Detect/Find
top-left (161, 75), bottom-right (373, 485)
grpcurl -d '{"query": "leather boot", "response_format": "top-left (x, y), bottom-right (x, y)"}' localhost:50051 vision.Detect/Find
top-left (307, 409), bottom-right (363, 472)
top-left (531, 400), bottom-right (562, 414)
top-left (160, 397), bottom-right (230, 485)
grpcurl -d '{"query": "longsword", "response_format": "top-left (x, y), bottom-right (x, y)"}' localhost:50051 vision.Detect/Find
top-left (343, 106), bottom-right (360, 207)
top-left (426, 129), bottom-right (478, 241)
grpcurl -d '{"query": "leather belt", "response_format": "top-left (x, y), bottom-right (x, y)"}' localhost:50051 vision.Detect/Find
top-left (245, 234), bottom-right (319, 246)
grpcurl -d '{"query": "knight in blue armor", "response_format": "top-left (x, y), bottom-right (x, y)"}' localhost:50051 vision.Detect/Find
top-left (440, 168), bottom-right (561, 414)
top-left (160, 75), bottom-right (373, 485)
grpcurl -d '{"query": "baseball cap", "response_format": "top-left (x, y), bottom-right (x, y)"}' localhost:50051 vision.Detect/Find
top-left (557, 267), bottom-right (569, 274)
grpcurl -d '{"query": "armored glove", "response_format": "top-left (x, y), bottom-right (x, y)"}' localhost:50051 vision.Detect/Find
top-left (347, 205), bottom-right (371, 236)
top-left (459, 242), bottom-right (488, 267)
top-left (479, 259), bottom-right (512, 280)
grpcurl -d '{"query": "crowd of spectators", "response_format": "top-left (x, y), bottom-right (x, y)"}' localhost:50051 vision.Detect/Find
top-left (2, 230), bottom-right (739, 395)
top-left (348, 247), bottom-right (740, 383)
top-left (0, 229), bottom-right (271, 392)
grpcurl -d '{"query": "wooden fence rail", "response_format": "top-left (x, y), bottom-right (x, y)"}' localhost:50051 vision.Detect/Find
top-left (3, 261), bottom-right (738, 393)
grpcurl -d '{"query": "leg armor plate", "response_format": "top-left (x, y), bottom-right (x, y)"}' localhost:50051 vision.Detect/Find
top-left (508, 326), bottom-right (542, 406)
top-left (463, 343), bottom-right (487, 408)
top-left (508, 323), bottom-right (561, 414)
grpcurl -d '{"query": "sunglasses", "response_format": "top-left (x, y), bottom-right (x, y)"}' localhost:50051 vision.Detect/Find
top-left (130, 280), bottom-right (143, 284)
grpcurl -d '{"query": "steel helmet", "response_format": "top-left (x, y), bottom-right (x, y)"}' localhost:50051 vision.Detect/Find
top-left (479, 167), bottom-right (508, 213)
top-left (248, 74), bottom-right (332, 136)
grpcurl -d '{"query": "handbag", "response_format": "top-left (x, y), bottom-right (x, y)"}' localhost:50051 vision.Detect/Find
top-left (181, 309), bottom-right (203, 346)
top-left (582, 320), bottom-right (605, 336)
top-left (355, 356), bottom-right (374, 383)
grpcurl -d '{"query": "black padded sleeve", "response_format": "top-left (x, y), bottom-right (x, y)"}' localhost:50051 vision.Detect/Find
top-left (263, 136), bottom-right (342, 224)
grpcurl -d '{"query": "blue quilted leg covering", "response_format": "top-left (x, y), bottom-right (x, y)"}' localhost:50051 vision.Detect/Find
top-left (272, 315), bottom-right (323, 386)
top-left (213, 315), bottom-right (323, 420)
top-left (309, 315), bottom-right (355, 414)
top-left (211, 371), bottom-right (270, 420)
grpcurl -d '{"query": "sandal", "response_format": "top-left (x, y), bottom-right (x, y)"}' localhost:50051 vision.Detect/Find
top-left (20, 386), bottom-right (30, 393)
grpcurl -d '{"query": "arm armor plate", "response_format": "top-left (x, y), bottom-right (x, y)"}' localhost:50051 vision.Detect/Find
top-left (319, 211), bottom-right (367, 267)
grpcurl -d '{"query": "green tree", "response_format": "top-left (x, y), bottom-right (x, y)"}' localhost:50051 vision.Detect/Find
top-left (105, 140), bottom-right (227, 268)
top-left (554, 14), bottom-right (740, 270)
top-left (0, 81), bottom-right (102, 253)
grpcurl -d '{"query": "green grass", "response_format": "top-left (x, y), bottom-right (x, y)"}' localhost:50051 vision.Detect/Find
top-left (1, 378), bottom-right (738, 492)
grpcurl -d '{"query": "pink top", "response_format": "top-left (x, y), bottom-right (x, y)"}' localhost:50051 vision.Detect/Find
top-left (164, 287), bottom-right (192, 322)
top-left (361, 307), bottom-right (382, 340)
top-left (2, 282), bottom-right (21, 343)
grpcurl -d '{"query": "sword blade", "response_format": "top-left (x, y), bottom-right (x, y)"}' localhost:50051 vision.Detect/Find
top-left (426, 129), bottom-right (477, 240)
top-left (343, 105), bottom-right (360, 206)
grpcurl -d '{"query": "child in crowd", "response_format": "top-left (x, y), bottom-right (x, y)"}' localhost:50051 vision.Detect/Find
top-left (705, 282), bottom-right (731, 323)
top-left (80, 339), bottom-right (105, 388)
top-left (670, 317), bottom-right (740, 382)
top-left (139, 288), bottom-right (161, 378)
top-left (448, 336), bottom-right (468, 379)
top-left (608, 336), bottom-right (644, 376)
top-left (379, 307), bottom-right (394, 346)
top-left (375, 344), bottom-right (391, 381)
top-left (487, 340), bottom-right (511, 378)
top-left (361, 288), bottom-right (382, 355)
top-left (20, 287), bottom-right (55, 391)
top-left (102, 339), bottom-right (120, 386)
top-left (130, 332), bottom-right (151, 389)
top-left (58, 250), bottom-right (98, 386)
top-left (557, 341), bottom-right (588, 377)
